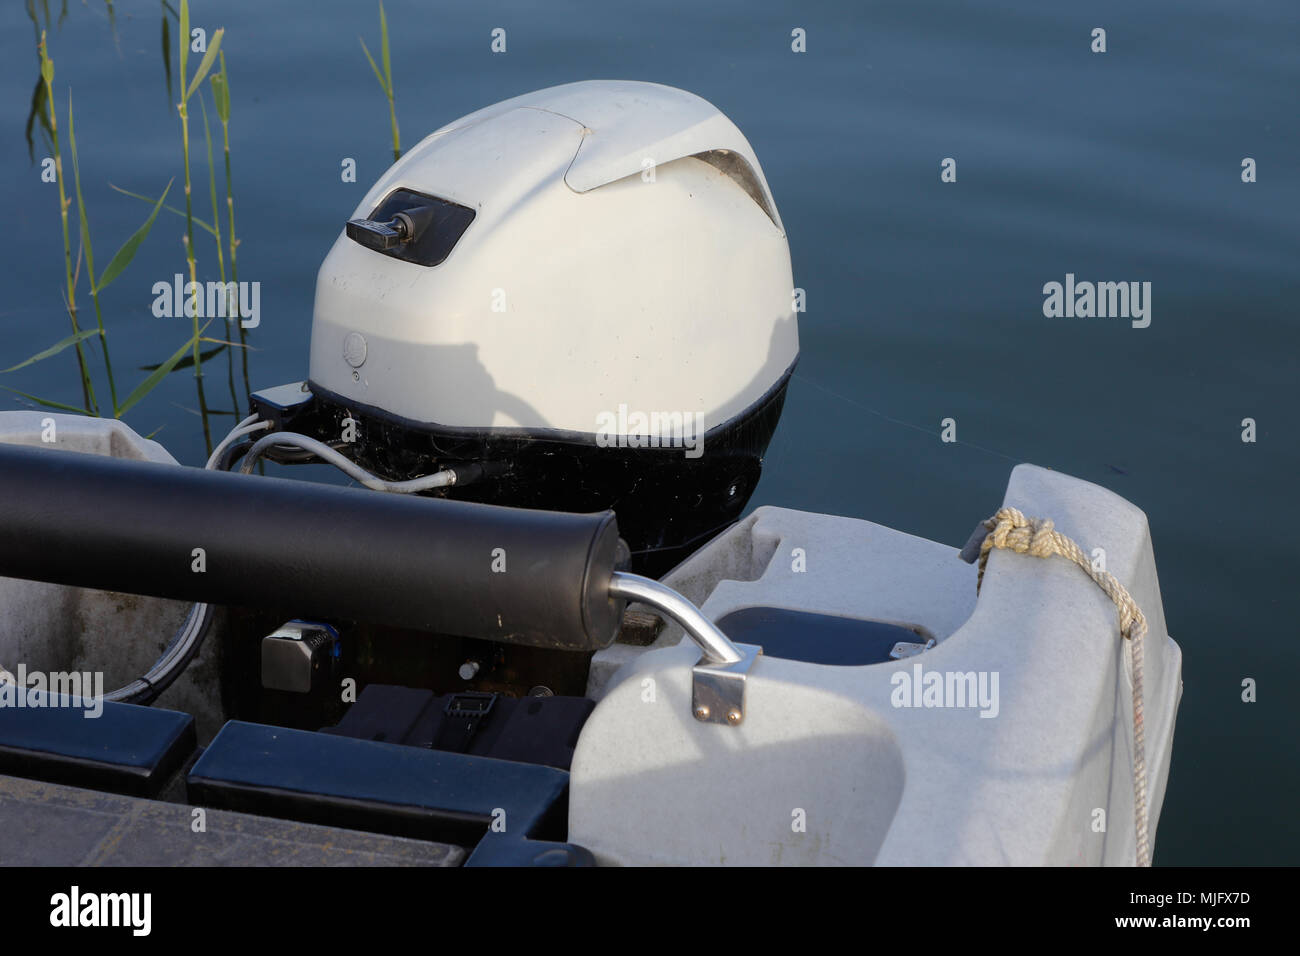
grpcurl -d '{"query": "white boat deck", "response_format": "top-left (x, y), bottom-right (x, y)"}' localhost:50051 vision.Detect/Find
top-left (576, 464), bottom-right (1183, 865)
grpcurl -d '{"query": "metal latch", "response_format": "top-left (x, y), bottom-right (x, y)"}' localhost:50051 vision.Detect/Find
top-left (889, 637), bottom-right (937, 660)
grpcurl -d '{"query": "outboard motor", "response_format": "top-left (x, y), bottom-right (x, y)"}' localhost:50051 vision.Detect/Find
top-left (0, 82), bottom-right (803, 864)
top-left (251, 80), bottom-right (798, 574)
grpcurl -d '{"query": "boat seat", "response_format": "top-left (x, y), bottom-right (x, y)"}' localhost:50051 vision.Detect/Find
top-left (0, 692), bottom-right (195, 797)
top-left (187, 720), bottom-right (593, 866)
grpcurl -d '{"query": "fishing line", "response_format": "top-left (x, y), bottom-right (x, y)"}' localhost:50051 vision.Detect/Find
top-left (792, 372), bottom-right (1025, 466)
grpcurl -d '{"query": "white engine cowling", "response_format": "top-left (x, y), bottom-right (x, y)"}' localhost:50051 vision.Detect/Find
top-left (309, 79), bottom-right (797, 438)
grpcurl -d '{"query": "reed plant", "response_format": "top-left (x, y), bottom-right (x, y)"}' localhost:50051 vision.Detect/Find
top-left (38, 33), bottom-right (95, 413)
top-left (3, 31), bottom-right (200, 420)
top-left (210, 52), bottom-right (252, 406)
top-left (360, 1), bottom-right (401, 162)
top-left (176, 0), bottom-right (225, 449)
top-left (198, 93), bottom-right (239, 414)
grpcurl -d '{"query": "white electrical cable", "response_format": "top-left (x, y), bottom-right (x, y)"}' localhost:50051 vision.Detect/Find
top-left (238, 430), bottom-right (457, 493)
top-left (206, 413), bottom-right (271, 469)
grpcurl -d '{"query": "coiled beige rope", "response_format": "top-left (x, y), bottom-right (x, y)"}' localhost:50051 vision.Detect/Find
top-left (965, 507), bottom-right (1150, 868)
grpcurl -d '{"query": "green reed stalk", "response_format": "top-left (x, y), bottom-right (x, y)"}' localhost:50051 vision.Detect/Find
top-left (38, 32), bottom-right (96, 414)
top-left (199, 94), bottom-right (238, 414)
top-left (177, 0), bottom-right (223, 451)
top-left (360, 1), bottom-right (400, 161)
top-left (67, 96), bottom-right (120, 413)
top-left (210, 51), bottom-right (251, 408)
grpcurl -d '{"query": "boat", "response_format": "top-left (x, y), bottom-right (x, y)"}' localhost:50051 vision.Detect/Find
top-left (0, 81), bottom-right (1181, 867)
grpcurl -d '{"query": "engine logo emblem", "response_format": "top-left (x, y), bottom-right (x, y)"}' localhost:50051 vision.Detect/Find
top-left (343, 332), bottom-right (367, 368)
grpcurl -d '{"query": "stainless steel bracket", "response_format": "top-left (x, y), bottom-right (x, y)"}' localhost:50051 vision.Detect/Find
top-left (691, 642), bottom-right (761, 726)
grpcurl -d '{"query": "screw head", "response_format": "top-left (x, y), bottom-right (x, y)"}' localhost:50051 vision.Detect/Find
top-left (694, 704), bottom-right (710, 721)
top-left (726, 709), bottom-right (742, 725)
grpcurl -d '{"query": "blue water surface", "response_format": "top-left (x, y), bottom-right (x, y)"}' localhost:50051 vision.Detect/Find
top-left (1, 0), bottom-right (1296, 864)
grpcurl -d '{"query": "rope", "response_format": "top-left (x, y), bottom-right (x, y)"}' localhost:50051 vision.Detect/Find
top-left (964, 507), bottom-right (1151, 868)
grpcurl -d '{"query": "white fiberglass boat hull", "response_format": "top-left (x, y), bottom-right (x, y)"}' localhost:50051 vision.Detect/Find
top-left (573, 465), bottom-right (1182, 865)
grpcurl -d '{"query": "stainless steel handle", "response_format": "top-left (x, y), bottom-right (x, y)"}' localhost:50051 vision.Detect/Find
top-left (609, 572), bottom-right (742, 664)
top-left (609, 571), bottom-right (759, 726)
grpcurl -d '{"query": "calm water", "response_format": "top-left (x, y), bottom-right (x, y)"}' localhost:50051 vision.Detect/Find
top-left (2, 1), bottom-right (1296, 864)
